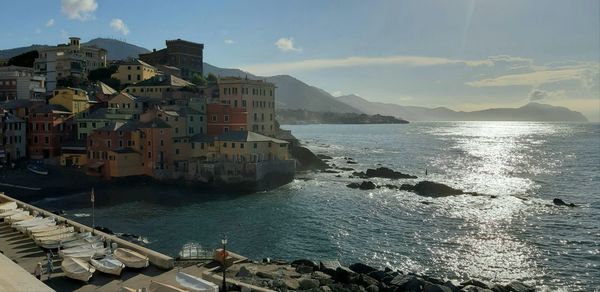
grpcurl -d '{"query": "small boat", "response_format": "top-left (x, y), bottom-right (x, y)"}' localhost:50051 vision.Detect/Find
top-left (22, 221), bottom-right (56, 233)
top-left (32, 226), bottom-right (75, 239)
top-left (61, 257), bottom-right (95, 282)
top-left (27, 163), bottom-right (48, 175)
top-left (11, 216), bottom-right (43, 227)
top-left (113, 248), bottom-right (149, 268)
top-left (91, 255), bottom-right (125, 276)
top-left (27, 223), bottom-right (59, 235)
top-left (0, 201), bottom-right (17, 211)
top-left (176, 271), bottom-right (219, 292)
top-left (13, 217), bottom-right (54, 233)
top-left (59, 242), bottom-right (105, 258)
top-left (0, 208), bottom-right (24, 219)
top-left (61, 235), bottom-right (103, 249)
top-left (60, 247), bottom-right (110, 261)
top-left (149, 280), bottom-right (188, 292)
top-left (6, 213), bottom-right (33, 224)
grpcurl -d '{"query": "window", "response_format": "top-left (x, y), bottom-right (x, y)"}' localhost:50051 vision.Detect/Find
top-left (224, 127), bottom-right (229, 132)
top-left (223, 142), bottom-right (227, 148)
top-left (190, 116), bottom-right (194, 121)
top-left (224, 115), bottom-right (229, 122)
top-left (253, 143), bottom-right (257, 149)
top-left (128, 74), bottom-right (131, 81)
top-left (44, 137), bottom-right (49, 144)
top-left (175, 149), bottom-right (180, 155)
top-left (148, 152), bottom-right (152, 158)
top-left (160, 140), bottom-right (164, 146)
top-left (212, 115), bottom-right (217, 122)
top-left (232, 143), bottom-right (236, 149)
top-left (137, 75), bottom-right (141, 80)
top-left (240, 143), bottom-right (245, 149)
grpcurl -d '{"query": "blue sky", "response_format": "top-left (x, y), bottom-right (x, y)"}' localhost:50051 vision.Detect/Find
top-left (1, 0), bottom-right (599, 120)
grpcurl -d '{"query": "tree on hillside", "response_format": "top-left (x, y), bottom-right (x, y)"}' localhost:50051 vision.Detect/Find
top-left (206, 73), bottom-right (218, 84)
top-left (88, 66), bottom-right (117, 82)
top-left (8, 50), bottom-right (39, 67)
top-left (190, 73), bottom-right (207, 86)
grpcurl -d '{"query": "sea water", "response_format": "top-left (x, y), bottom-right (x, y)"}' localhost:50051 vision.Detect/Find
top-left (32, 122), bottom-right (600, 290)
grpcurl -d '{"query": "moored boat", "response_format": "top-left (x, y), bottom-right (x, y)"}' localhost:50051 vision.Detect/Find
top-left (113, 248), bottom-right (149, 268)
top-left (0, 208), bottom-right (24, 219)
top-left (32, 226), bottom-right (75, 239)
top-left (61, 235), bottom-right (103, 249)
top-left (61, 257), bottom-right (95, 282)
top-left (0, 201), bottom-right (17, 212)
top-left (149, 280), bottom-right (187, 292)
top-left (176, 271), bottom-right (219, 292)
top-left (91, 255), bottom-right (125, 276)
top-left (27, 163), bottom-right (48, 175)
top-left (27, 223), bottom-right (60, 236)
top-left (6, 212), bottom-right (33, 224)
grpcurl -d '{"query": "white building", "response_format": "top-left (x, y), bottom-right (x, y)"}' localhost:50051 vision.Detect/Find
top-left (34, 37), bottom-right (107, 92)
top-left (0, 66), bottom-right (45, 101)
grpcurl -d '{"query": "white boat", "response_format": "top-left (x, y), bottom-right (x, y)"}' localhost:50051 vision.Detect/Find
top-left (6, 213), bottom-right (33, 224)
top-left (27, 223), bottom-right (59, 235)
top-left (0, 201), bottom-right (17, 211)
top-left (91, 255), bottom-right (125, 276)
top-left (13, 217), bottom-right (54, 233)
top-left (11, 216), bottom-right (43, 227)
top-left (60, 247), bottom-right (110, 261)
top-left (176, 271), bottom-right (219, 292)
top-left (32, 226), bottom-right (75, 239)
top-left (61, 235), bottom-right (103, 249)
top-left (61, 257), bottom-right (95, 282)
top-left (113, 248), bottom-right (149, 268)
top-left (149, 280), bottom-right (188, 292)
top-left (35, 233), bottom-right (78, 249)
top-left (59, 242), bottom-right (104, 258)
top-left (0, 208), bottom-right (24, 219)
top-left (23, 221), bottom-right (56, 234)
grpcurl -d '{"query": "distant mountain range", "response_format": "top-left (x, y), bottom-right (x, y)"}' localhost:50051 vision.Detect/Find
top-left (0, 39), bottom-right (588, 122)
top-left (337, 94), bottom-right (588, 122)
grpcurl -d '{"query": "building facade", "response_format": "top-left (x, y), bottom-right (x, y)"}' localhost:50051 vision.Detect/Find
top-left (34, 37), bottom-right (107, 91)
top-left (0, 110), bottom-right (26, 164)
top-left (139, 39), bottom-right (204, 80)
top-left (111, 59), bottom-right (158, 85)
top-left (27, 104), bottom-right (74, 159)
top-left (0, 66), bottom-right (45, 101)
top-left (49, 87), bottom-right (93, 115)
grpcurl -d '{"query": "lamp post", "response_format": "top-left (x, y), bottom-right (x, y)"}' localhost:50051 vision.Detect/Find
top-left (221, 237), bottom-right (228, 292)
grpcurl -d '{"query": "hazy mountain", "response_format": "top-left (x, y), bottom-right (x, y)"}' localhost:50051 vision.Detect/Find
top-left (0, 38), bottom-right (149, 61)
top-left (203, 63), bottom-right (361, 113)
top-left (83, 38), bottom-right (150, 60)
top-left (0, 45), bottom-right (50, 59)
top-left (337, 94), bottom-right (588, 122)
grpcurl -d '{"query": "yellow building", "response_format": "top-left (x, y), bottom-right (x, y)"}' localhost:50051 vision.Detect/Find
top-left (124, 74), bottom-right (194, 99)
top-left (49, 87), bottom-right (92, 114)
top-left (60, 141), bottom-right (88, 167)
top-left (107, 149), bottom-right (145, 177)
top-left (190, 131), bottom-right (289, 163)
top-left (111, 59), bottom-right (158, 85)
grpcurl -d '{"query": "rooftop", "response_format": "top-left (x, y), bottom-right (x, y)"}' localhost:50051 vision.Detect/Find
top-left (130, 74), bottom-right (193, 88)
top-left (192, 131), bottom-right (288, 144)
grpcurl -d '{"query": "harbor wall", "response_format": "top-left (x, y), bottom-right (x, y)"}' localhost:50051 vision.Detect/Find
top-left (0, 192), bottom-right (174, 269)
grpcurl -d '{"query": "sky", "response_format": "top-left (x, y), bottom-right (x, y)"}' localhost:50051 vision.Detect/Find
top-left (1, 0), bottom-right (599, 120)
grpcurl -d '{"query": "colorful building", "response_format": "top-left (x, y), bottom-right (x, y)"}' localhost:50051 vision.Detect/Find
top-left (76, 108), bottom-right (135, 140)
top-left (27, 104), bottom-right (74, 159)
top-left (85, 121), bottom-right (142, 178)
top-left (123, 74), bottom-right (194, 99)
top-left (0, 66), bottom-right (46, 101)
top-left (107, 92), bottom-right (149, 118)
top-left (49, 87), bottom-right (93, 115)
top-left (111, 59), bottom-right (158, 85)
top-left (206, 103), bottom-right (248, 135)
top-left (0, 109), bottom-right (26, 164)
top-left (214, 77), bottom-right (277, 136)
top-left (137, 118), bottom-right (173, 178)
top-left (34, 37), bottom-right (107, 91)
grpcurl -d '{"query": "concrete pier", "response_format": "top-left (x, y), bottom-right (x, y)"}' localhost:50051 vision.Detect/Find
top-left (0, 192), bottom-right (269, 291)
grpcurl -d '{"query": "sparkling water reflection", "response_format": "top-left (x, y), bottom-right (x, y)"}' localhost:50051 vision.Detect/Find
top-left (32, 122), bottom-right (600, 290)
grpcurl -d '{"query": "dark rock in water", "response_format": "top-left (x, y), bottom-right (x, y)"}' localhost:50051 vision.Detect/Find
top-left (420, 201), bottom-right (433, 205)
top-left (338, 167), bottom-right (355, 171)
top-left (423, 282), bottom-right (453, 292)
top-left (296, 265), bottom-right (314, 274)
top-left (317, 154), bottom-right (333, 160)
top-left (400, 184), bottom-right (413, 191)
top-left (349, 263), bottom-right (378, 275)
top-left (347, 161), bottom-right (358, 165)
top-left (553, 198), bottom-right (576, 207)
top-left (461, 285), bottom-right (493, 292)
top-left (410, 181), bottom-right (464, 197)
top-left (322, 169), bottom-right (340, 173)
top-left (365, 167), bottom-right (418, 179)
top-left (352, 171), bottom-right (369, 179)
top-left (355, 274), bottom-right (379, 287)
top-left (460, 279), bottom-right (490, 290)
top-left (336, 175), bottom-right (342, 178)
top-left (347, 181), bottom-right (377, 190)
top-left (335, 266), bottom-right (357, 284)
top-left (51, 210), bottom-right (65, 215)
top-left (366, 270), bottom-right (386, 281)
top-left (503, 281), bottom-right (534, 292)
top-left (389, 275), bottom-right (425, 291)
top-left (290, 258), bottom-right (317, 270)
top-left (291, 146), bottom-right (329, 171)
top-left (321, 260), bottom-right (342, 276)
top-left (384, 184), bottom-right (399, 190)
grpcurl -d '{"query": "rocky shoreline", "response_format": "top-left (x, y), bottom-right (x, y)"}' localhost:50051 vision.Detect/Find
top-left (222, 258), bottom-right (535, 292)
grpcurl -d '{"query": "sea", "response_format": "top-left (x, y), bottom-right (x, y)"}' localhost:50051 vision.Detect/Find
top-left (31, 122), bottom-right (600, 291)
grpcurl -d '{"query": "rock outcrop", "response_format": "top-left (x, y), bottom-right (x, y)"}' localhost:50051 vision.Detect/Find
top-left (291, 146), bottom-right (329, 171)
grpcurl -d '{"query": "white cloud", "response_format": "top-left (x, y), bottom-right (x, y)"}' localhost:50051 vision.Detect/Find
top-left (242, 55), bottom-right (493, 75)
top-left (46, 19), bottom-right (55, 27)
top-left (224, 39), bottom-right (235, 44)
top-left (465, 66), bottom-right (592, 87)
top-left (275, 37), bottom-right (302, 52)
top-left (61, 0), bottom-right (97, 21)
top-left (110, 19), bottom-right (130, 36)
top-left (529, 89), bottom-right (566, 101)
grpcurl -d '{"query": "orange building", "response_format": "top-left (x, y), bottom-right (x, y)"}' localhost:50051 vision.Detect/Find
top-left (27, 104), bottom-right (74, 159)
top-left (206, 103), bottom-right (247, 135)
top-left (137, 118), bottom-right (173, 178)
top-left (85, 121), bottom-right (141, 178)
